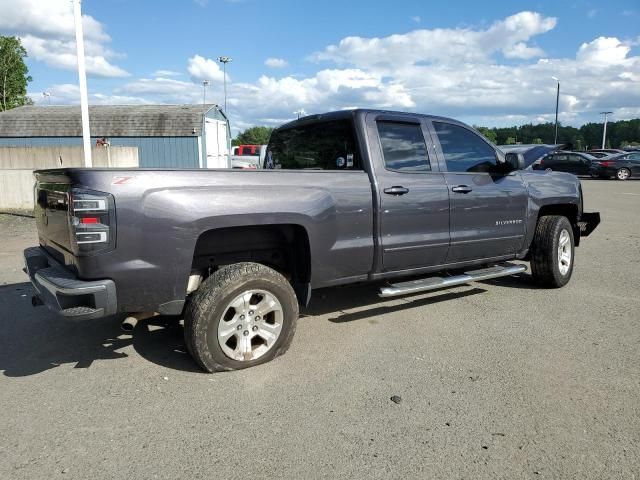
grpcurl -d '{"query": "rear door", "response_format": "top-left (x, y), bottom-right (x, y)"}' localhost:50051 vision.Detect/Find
top-left (429, 121), bottom-right (528, 263)
top-left (365, 113), bottom-right (450, 271)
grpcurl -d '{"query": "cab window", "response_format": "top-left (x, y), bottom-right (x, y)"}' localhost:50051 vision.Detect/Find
top-left (266, 119), bottom-right (360, 170)
top-left (433, 122), bottom-right (497, 173)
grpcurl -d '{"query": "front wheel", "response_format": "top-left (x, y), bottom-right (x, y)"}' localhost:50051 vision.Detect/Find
top-left (184, 262), bottom-right (299, 372)
top-left (530, 215), bottom-right (575, 288)
top-left (616, 168), bottom-right (631, 180)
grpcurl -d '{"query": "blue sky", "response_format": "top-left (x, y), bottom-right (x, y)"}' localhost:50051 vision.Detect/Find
top-left (2, 0), bottom-right (639, 133)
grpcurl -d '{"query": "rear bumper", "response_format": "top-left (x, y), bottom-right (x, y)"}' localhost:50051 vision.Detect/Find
top-left (23, 247), bottom-right (117, 320)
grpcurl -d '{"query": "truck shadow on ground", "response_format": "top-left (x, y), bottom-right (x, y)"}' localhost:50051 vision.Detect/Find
top-left (302, 283), bottom-right (488, 323)
top-left (0, 275), bottom-right (527, 376)
top-left (0, 282), bottom-right (201, 376)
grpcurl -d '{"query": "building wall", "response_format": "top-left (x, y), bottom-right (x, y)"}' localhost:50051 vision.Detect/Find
top-left (0, 146), bottom-right (138, 169)
top-left (0, 136), bottom-right (200, 168)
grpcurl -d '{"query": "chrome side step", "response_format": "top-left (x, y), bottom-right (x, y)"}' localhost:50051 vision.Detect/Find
top-left (379, 262), bottom-right (527, 298)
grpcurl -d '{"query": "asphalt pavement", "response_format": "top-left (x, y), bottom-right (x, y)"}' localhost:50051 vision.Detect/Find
top-left (0, 179), bottom-right (638, 479)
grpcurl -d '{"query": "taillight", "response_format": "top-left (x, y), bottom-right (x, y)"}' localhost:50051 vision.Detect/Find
top-left (598, 161), bottom-right (613, 167)
top-left (69, 188), bottom-right (116, 255)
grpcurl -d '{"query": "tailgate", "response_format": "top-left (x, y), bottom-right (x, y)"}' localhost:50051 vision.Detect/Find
top-left (34, 170), bottom-right (73, 255)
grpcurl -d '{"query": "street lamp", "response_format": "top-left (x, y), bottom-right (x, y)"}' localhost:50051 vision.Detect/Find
top-left (217, 56), bottom-right (232, 113)
top-left (552, 76), bottom-right (560, 144)
top-left (600, 111), bottom-right (613, 149)
top-left (202, 80), bottom-right (210, 105)
top-left (42, 91), bottom-right (51, 105)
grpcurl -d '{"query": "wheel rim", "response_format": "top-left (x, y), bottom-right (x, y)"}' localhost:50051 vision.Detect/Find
top-left (557, 229), bottom-right (572, 276)
top-left (617, 168), bottom-right (630, 180)
top-left (217, 289), bottom-right (284, 362)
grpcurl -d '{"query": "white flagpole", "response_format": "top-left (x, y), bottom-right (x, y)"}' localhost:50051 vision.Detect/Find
top-left (73, 0), bottom-right (92, 167)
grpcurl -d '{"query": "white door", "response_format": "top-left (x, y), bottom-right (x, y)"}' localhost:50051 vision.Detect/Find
top-left (205, 118), bottom-right (230, 168)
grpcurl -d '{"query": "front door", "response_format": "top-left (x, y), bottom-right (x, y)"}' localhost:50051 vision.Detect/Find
top-left (367, 114), bottom-right (450, 271)
top-left (430, 121), bottom-right (528, 263)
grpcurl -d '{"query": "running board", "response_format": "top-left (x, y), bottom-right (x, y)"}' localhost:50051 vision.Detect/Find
top-left (379, 263), bottom-right (527, 298)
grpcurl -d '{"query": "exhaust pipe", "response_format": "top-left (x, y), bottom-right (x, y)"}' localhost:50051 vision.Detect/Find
top-left (121, 311), bottom-right (159, 332)
top-left (121, 316), bottom-right (138, 332)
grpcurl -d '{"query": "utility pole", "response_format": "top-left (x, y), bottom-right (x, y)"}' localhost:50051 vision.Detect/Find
top-left (202, 80), bottom-right (209, 105)
top-left (294, 109), bottom-right (306, 119)
top-left (552, 76), bottom-right (560, 144)
top-left (217, 56), bottom-right (232, 113)
top-left (73, 0), bottom-right (92, 167)
top-left (42, 92), bottom-right (51, 105)
top-left (600, 111), bottom-right (613, 149)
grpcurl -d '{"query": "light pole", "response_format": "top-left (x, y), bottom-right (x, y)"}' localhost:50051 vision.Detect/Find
top-left (217, 56), bottom-right (232, 113)
top-left (600, 111), bottom-right (613, 149)
top-left (294, 109), bottom-right (306, 119)
top-left (552, 76), bottom-right (560, 144)
top-left (72, 0), bottom-right (92, 167)
top-left (42, 92), bottom-right (51, 105)
top-left (202, 80), bottom-right (210, 105)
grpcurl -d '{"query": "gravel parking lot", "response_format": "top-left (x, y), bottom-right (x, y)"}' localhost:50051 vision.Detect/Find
top-left (1, 179), bottom-right (638, 479)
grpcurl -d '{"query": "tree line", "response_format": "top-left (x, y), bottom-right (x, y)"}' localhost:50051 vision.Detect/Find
top-left (475, 119), bottom-right (640, 149)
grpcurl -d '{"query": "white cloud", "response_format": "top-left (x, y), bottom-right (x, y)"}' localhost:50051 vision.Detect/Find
top-left (0, 0), bottom-right (128, 77)
top-left (31, 83), bottom-right (148, 105)
top-left (153, 70), bottom-right (182, 77)
top-left (312, 11), bottom-right (556, 69)
top-left (187, 55), bottom-right (226, 82)
top-left (576, 37), bottom-right (632, 65)
top-left (264, 57), bottom-right (289, 68)
top-left (411, 16), bottom-right (421, 23)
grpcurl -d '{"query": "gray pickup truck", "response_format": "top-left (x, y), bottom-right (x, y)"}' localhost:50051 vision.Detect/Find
top-left (24, 109), bottom-right (600, 372)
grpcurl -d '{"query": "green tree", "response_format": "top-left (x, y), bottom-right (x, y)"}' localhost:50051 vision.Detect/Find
top-left (505, 136), bottom-right (517, 145)
top-left (474, 126), bottom-right (497, 144)
top-left (233, 126), bottom-right (274, 146)
top-left (0, 36), bottom-right (32, 111)
top-left (532, 138), bottom-right (543, 144)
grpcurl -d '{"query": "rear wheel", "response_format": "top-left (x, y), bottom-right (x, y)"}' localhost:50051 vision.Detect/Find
top-left (184, 262), bottom-right (299, 372)
top-left (530, 215), bottom-right (574, 288)
top-left (616, 168), bottom-right (631, 180)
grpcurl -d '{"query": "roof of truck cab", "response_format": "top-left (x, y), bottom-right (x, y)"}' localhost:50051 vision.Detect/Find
top-left (276, 109), bottom-right (462, 130)
top-left (0, 104), bottom-right (225, 137)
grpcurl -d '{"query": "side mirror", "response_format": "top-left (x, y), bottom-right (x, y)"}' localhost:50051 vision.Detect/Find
top-left (504, 152), bottom-right (525, 171)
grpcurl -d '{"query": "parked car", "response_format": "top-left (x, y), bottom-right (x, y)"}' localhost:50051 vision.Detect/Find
top-left (24, 109), bottom-right (600, 372)
top-left (498, 144), bottom-right (561, 170)
top-left (231, 145), bottom-right (266, 169)
top-left (533, 151), bottom-right (598, 176)
top-left (585, 151), bottom-right (610, 159)
top-left (588, 148), bottom-right (626, 156)
top-left (590, 151), bottom-right (640, 180)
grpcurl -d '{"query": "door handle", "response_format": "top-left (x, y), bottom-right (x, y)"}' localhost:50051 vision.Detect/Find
top-left (451, 185), bottom-right (473, 194)
top-left (384, 186), bottom-right (410, 196)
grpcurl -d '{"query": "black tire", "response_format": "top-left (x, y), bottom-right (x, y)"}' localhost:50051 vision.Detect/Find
top-left (184, 262), bottom-right (299, 372)
top-left (530, 215), bottom-right (575, 288)
top-left (616, 168), bottom-right (631, 181)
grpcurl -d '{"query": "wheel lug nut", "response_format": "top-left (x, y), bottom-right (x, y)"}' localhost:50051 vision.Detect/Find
top-left (252, 326), bottom-right (258, 332)
top-left (237, 325), bottom-right (243, 330)
top-left (243, 330), bottom-right (249, 336)
top-left (255, 316), bottom-right (261, 321)
top-left (240, 315), bottom-right (245, 320)
top-left (248, 310), bottom-right (254, 315)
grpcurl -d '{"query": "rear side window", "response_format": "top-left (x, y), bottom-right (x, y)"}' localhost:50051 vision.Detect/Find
top-left (433, 122), bottom-right (497, 173)
top-left (266, 119), bottom-right (360, 170)
top-left (377, 121), bottom-right (431, 172)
